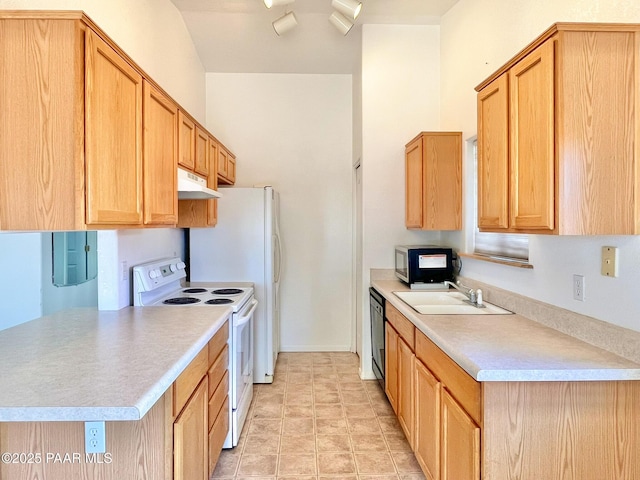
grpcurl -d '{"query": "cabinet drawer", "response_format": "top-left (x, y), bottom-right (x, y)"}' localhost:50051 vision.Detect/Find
top-left (208, 396), bottom-right (229, 476)
top-left (415, 330), bottom-right (482, 425)
top-left (209, 321), bottom-right (229, 365)
top-left (386, 303), bottom-right (415, 349)
top-left (208, 370), bottom-right (229, 431)
top-left (208, 345), bottom-right (229, 399)
top-left (174, 347), bottom-right (209, 416)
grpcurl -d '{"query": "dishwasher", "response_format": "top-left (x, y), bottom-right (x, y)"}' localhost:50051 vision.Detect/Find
top-left (369, 287), bottom-right (385, 388)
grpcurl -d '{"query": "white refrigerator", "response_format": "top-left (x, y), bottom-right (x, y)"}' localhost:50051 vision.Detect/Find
top-left (189, 186), bottom-right (282, 383)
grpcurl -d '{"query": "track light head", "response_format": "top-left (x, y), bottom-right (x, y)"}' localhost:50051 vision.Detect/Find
top-left (331, 0), bottom-right (362, 20)
top-left (273, 11), bottom-right (298, 36)
top-left (329, 10), bottom-right (353, 36)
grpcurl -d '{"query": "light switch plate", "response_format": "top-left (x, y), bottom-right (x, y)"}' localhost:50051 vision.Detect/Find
top-left (601, 246), bottom-right (618, 277)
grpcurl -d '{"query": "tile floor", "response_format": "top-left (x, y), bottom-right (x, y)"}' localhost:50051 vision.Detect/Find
top-left (212, 352), bottom-right (425, 480)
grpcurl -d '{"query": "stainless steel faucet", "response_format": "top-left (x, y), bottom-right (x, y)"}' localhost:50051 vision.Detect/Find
top-left (444, 280), bottom-right (484, 307)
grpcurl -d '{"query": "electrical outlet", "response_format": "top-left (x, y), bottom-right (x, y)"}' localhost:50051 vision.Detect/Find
top-left (85, 421), bottom-right (106, 454)
top-left (121, 261), bottom-right (128, 282)
top-left (573, 274), bottom-right (585, 301)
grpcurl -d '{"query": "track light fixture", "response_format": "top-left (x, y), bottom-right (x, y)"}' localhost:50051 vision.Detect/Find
top-left (272, 11), bottom-right (298, 36)
top-left (264, 0), bottom-right (362, 37)
top-left (331, 0), bottom-right (362, 20)
top-left (329, 11), bottom-right (353, 36)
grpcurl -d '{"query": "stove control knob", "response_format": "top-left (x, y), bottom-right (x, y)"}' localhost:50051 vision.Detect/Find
top-left (149, 270), bottom-right (158, 279)
top-left (169, 264), bottom-right (176, 272)
top-left (177, 261), bottom-right (186, 270)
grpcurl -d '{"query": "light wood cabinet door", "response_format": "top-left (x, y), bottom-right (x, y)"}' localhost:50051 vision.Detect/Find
top-left (477, 74), bottom-right (509, 230)
top-left (227, 155), bottom-right (236, 184)
top-left (85, 29), bottom-right (143, 225)
top-left (414, 360), bottom-right (441, 480)
top-left (385, 323), bottom-right (399, 414)
top-left (397, 337), bottom-right (415, 447)
top-left (441, 390), bottom-right (480, 480)
top-left (174, 379), bottom-right (209, 480)
top-left (509, 39), bottom-right (555, 231)
top-left (207, 138), bottom-right (219, 226)
top-left (178, 111), bottom-right (196, 170)
top-left (142, 81), bottom-right (178, 225)
top-left (195, 126), bottom-right (209, 177)
top-left (405, 136), bottom-right (424, 228)
top-left (404, 132), bottom-right (462, 230)
top-left (218, 147), bottom-right (229, 179)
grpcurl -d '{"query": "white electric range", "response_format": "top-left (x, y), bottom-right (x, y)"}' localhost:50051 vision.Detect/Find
top-left (133, 257), bottom-right (256, 449)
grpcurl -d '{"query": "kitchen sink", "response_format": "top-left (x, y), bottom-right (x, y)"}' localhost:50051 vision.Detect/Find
top-left (393, 291), bottom-right (513, 315)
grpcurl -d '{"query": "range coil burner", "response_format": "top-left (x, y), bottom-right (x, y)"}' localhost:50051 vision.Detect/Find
top-left (206, 298), bottom-right (234, 305)
top-left (183, 288), bottom-right (208, 294)
top-left (213, 288), bottom-right (244, 295)
top-left (163, 297), bottom-right (201, 305)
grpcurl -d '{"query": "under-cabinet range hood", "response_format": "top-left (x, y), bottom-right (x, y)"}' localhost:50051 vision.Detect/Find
top-left (177, 168), bottom-right (222, 200)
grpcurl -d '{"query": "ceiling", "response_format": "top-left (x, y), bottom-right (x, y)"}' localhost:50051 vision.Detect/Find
top-left (170, 0), bottom-right (460, 74)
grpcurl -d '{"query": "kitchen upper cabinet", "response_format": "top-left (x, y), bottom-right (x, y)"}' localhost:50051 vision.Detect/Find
top-left (218, 145), bottom-right (236, 185)
top-left (195, 126), bottom-right (209, 177)
top-left (85, 29), bottom-right (143, 226)
top-left (476, 23), bottom-right (640, 235)
top-left (143, 81), bottom-right (178, 225)
top-left (0, 15), bottom-right (146, 230)
top-left (404, 132), bottom-right (462, 230)
top-left (477, 75), bottom-right (509, 230)
top-left (177, 136), bottom-right (219, 228)
top-left (0, 11), bottom-right (234, 231)
top-left (178, 111), bottom-right (197, 171)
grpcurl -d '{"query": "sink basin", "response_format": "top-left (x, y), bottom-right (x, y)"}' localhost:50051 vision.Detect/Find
top-left (393, 291), bottom-right (513, 315)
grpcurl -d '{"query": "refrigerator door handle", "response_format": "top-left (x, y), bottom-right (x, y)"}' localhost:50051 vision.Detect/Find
top-left (274, 233), bottom-right (282, 283)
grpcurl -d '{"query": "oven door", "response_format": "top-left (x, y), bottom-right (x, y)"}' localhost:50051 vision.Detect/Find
top-left (232, 298), bottom-right (257, 409)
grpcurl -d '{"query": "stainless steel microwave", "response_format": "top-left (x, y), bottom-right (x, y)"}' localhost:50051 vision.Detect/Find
top-left (395, 245), bottom-right (455, 285)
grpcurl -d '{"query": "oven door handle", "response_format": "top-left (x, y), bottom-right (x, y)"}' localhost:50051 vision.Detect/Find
top-left (235, 299), bottom-right (258, 327)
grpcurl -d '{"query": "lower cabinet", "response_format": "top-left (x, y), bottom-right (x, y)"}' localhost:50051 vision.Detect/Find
top-left (414, 360), bottom-right (440, 480)
top-left (412, 330), bottom-right (480, 480)
top-left (397, 337), bottom-right (415, 446)
top-left (382, 302), bottom-right (640, 480)
top-left (441, 390), bottom-right (480, 480)
top-left (384, 323), bottom-right (399, 413)
top-left (173, 321), bottom-right (229, 480)
top-left (174, 379), bottom-right (209, 480)
top-left (0, 321), bottom-right (230, 480)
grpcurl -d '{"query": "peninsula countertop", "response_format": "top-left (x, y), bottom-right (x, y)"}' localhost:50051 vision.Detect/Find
top-left (0, 306), bottom-right (231, 422)
top-left (372, 279), bottom-right (640, 382)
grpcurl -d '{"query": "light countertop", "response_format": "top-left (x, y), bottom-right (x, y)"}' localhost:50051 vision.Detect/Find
top-left (372, 279), bottom-right (640, 382)
top-left (0, 306), bottom-right (231, 422)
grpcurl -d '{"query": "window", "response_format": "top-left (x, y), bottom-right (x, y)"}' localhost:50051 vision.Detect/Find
top-left (472, 139), bottom-right (529, 262)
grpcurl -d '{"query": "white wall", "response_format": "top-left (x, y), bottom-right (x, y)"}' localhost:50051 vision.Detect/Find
top-left (205, 73), bottom-right (353, 351)
top-left (440, 0), bottom-right (640, 333)
top-left (0, 234), bottom-right (42, 330)
top-left (360, 25), bottom-right (442, 377)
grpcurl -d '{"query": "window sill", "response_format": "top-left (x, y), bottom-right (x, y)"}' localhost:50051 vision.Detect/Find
top-left (459, 252), bottom-right (533, 269)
